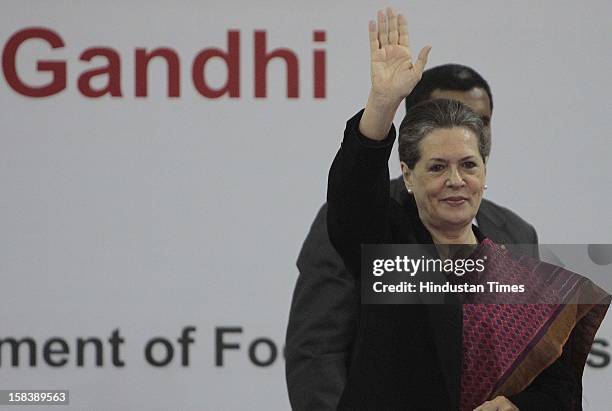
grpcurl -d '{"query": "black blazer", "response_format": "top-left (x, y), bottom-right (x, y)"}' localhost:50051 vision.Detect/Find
top-left (285, 186), bottom-right (539, 410)
top-left (286, 111), bottom-right (574, 410)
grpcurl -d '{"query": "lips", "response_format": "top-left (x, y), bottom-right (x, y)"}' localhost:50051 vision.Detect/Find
top-left (441, 196), bottom-right (468, 206)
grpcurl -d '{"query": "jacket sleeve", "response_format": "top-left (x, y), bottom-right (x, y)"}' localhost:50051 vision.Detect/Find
top-left (326, 110), bottom-right (396, 277)
top-left (285, 204), bottom-right (359, 411)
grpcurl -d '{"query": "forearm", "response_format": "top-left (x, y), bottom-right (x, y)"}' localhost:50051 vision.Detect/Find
top-left (327, 6), bottom-right (430, 268)
top-left (326, 110), bottom-right (395, 275)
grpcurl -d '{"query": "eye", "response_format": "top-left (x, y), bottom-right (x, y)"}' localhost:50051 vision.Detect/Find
top-left (462, 161), bottom-right (477, 169)
top-left (429, 164), bottom-right (445, 172)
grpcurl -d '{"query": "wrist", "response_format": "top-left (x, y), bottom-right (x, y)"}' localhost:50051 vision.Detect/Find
top-left (366, 89), bottom-right (403, 114)
top-left (359, 91), bottom-right (401, 141)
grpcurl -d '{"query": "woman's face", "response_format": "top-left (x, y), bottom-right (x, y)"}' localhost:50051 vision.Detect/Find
top-left (401, 127), bottom-right (486, 232)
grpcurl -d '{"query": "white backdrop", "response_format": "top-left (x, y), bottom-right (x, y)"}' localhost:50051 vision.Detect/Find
top-left (1, 1), bottom-right (610, 409)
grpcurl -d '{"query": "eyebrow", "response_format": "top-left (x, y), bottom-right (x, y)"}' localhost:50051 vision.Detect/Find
top-left (428, 156), bottom-right (477, 162)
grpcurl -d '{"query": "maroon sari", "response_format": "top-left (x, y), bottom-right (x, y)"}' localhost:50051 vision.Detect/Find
top-left (456, 239), bottom-right (610, 411)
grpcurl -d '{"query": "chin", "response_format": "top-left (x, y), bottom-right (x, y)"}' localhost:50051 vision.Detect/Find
top-left (440, 212), bottom-right (474, 227)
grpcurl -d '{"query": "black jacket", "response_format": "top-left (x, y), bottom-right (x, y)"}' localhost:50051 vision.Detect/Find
top-left (285, 111), bottom-right (574, 410)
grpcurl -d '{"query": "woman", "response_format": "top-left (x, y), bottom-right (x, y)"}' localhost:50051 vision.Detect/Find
top-left (326, 7), bottom-right (609, 411)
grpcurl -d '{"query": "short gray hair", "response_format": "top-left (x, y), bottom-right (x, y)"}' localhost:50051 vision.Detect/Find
top-left (398, 99), bottom-right (490, 169)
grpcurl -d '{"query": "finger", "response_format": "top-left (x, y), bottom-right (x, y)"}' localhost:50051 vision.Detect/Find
top-left (415, 45), bottom-right (432, 74)
top-left (398, 14), bottom-right (410, 49)
top-left (387, 7), bottom-right (399, 45)
top-left (378, 10), bottom-right (388, 46)
top-left (368, 20), bottom-right (379, 52)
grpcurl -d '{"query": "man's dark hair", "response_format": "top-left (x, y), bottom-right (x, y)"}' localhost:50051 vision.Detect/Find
top-left (405, 64), bottom-right (493, 112)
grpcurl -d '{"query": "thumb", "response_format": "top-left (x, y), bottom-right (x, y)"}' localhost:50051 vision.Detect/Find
top-left (415, 45), bottom-right (432, 75)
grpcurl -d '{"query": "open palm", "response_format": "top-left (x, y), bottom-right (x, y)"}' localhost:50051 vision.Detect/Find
top-left (369, 8), bottom-right (431, 103)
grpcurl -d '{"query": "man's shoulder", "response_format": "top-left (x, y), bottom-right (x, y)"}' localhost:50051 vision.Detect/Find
top-left (478, 198), bottom-right (538, 244)
top-left (309, 202), bottom-right (329, 233)
top-left (479, 198), bottom-right (533, 228)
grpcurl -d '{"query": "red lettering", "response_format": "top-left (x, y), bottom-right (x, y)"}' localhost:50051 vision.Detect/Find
top-left (192, 31), bottom-right (240, 98)
top-left (254, 31), bottom-right (299, 98)
top-left (78, 48), bottom-right (122, 97)
top-left (2, 27), bottom-right (66, 97)
top-left (134, 48), bottom-right (180, 97)
top-left (313, 30), bottom-right (326, 99)
top-left (1, 28), bottom-right (323, 100)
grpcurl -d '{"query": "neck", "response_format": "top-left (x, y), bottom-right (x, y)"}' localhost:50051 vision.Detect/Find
top-left (423, 221), bottom-right (477, 245)
top-left (423, 223), bottom-right (477, 259)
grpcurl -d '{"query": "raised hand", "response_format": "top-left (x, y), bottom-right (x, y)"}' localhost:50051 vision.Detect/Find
top-left (359, 7), bottom-right (431, 140)
top-left (369, 8), bottom-right (431, 104)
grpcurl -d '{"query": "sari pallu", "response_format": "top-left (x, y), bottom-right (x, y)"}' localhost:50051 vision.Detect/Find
top-left (454, 240), bottom-right (611, 411)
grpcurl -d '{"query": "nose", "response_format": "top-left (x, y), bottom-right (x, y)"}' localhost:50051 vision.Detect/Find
top-left (445, 166), bottom-right (465, 188)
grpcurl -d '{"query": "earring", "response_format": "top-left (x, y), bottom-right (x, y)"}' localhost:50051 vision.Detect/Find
top-left (407, 188), bottom-right (412, 194)
top-left (484, 184), bottom-right (488, 190)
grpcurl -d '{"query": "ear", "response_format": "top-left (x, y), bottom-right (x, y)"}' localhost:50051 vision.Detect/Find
top-left (400, 161), bottom-right (414, 192)
top-left (482, 158), bottom-right (487, 190)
